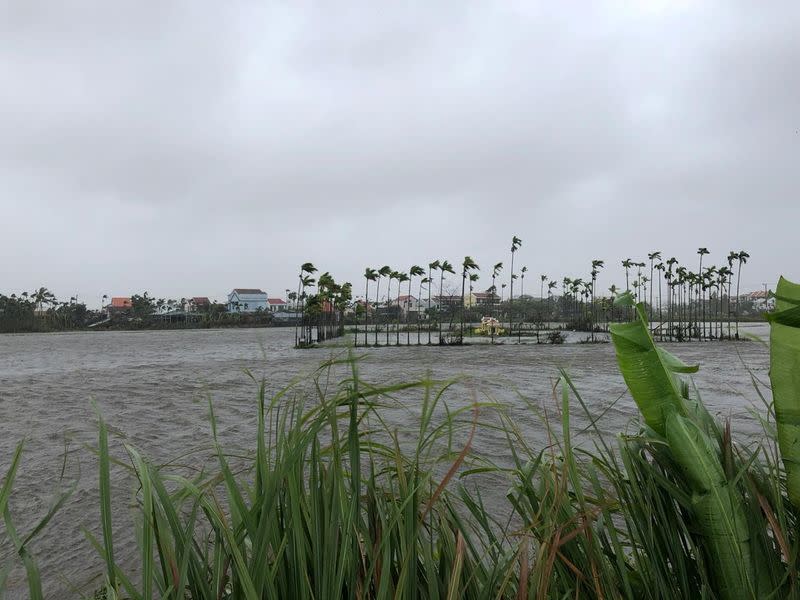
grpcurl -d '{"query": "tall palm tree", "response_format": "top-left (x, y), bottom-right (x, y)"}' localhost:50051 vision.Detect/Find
top-left (590, 260), bottom-right (604, 339)
top-left (717, 266), bottom-right (731, 340)
top-left (621, 259), bottom-right (634, 321)
top-left (735, 250), bottom-right (749, 338)
top-left (509, 236), bottom-right (522, 336)
top-left (665, 257), bottom-right (678, 339)
top-left (727, 251), bottom-right (737, 339)
top-left (299, 275), bottom-right (316, 344)
top-left (621, 259), bottom-right (633, 293)
top-left (386, 271), bottom-right (399, 345)
top-left (407, 265), bottom-right (425, 345)
top-left (491, 262), bottom-right (503, 333)
top-left (608, 284), bottom-right (618, 323)
top-left (375, 266), bottom-right (392, 345)
top-left (459, 257), bottom-right (479, 340)
top-left (697, 248), bottom-right (709, 339)
top-left (647, 252), bottom-right (662, 321)
top-left (427, 260), bottom-right (441, 345)
top-left (635, 262), bottom-right (645, 303)
top-left (395, 272), bottom-right (409, 345)
top-left (438, 260), bottom-right (455, 343)
top-left (654, 261), bottom-right (665, 338)
top-left (296, 263), bottom-right (317, 346)
top-left (519, 266), bottom-right (528, 333)
top-left (418, 276), bottom-right (430, 345)
top-left (363, 268), bottom-right (378, 346)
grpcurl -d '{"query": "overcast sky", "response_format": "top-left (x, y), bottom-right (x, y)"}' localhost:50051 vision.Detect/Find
top-left (1, 1), bottom-right (798, 306)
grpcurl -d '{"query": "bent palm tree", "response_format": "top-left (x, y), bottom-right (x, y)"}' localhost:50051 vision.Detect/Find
top-left (408, 265), bottom-right (425, 345)
top-left (735, 250), bottom-right (749, 338)
top-left (438, 260), bottom-right (454, 343)
top-left (427, 260), bottom-right (440, 345)
top-left (363, 268), bottom-right (378, 347)
top-left (375, 266), bottom-right (391, 345)
top-left (509, 236), bottom-right (522, 338)
top-left (418, 276), bottom-right (430, 345)
top-left (395, 272), bottom-right (409, 345)
top-left (460, 257), bottom-right (479, 340)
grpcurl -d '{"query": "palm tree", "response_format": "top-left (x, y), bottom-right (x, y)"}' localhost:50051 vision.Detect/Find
top-left (363, 268), bottom-right (378, 346)
top-left (622, 259), bottom-right (633, 293)
top-left (735, 250), bottom-right (749, 338)
top-left (621, 259), bottom-right (634, 321)
top-left (408, 265), bottom-right (425, 345)
top-left (647, 252), bottom-right (662, 321)
top-left (375, 266), bottom-right (392, 345)
top-left (460, 257), bottom-right (479, 340)
top-left (727, 251), bottom-right (737, 339)
top-left (386, 271), bottom-right (398, 345)
top-left (32, 287), bottom-right (55, 313)
top-left (697, 248), bottom-right (709, 339)
top-left (395, 272), bottom-right (409, 345)
top-left (299, 275), bottom-right (316, 344)
top-left (509, 236), bottom-right (522, 336)
top-left (654, 261), bottom-right (665, 338)
top-left (635, 263), bottom-right (645, 303)
top-left (418, 277), bottom-right (430, 345)
top-left (469, 272), bottom-right (480, 334)
top-left (491, 262), bottom-right (503, 331)
top-left (438, 260), bottom-right (455, 343)
top-left (427, 260), bottom-right (441, 345)
top-left (608, 284), bottom-right (618, 323)
top-left (296, 263), bottom-right (317, 346)
top-left (717, 266), bottom-right (732, 340)
top-left (665, 257), bottom-right (678, 339)
top-left (590, 260), bottom-right (604, 339)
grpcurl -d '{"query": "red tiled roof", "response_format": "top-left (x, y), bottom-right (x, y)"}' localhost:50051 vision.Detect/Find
top-left (233, 288), bottom-right (266, 295)
top-left (111, 297), bottom-right (132, 308)
top-left (192, 297), bottom-right (210, 304)
top-left (267, 298), bottom-right (286, 305)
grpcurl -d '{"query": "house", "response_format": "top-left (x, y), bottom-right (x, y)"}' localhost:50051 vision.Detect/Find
top-left (740, 290), bottom-right (774, 311)
top-left (392, 295), bottom-right (424, 316)
top-left (266, 298), bottom-right (287, 313)
top-left (107, 297), bottom-right (132, 314)
top-left (467, 291), bottom-right (499, 307)
top-left (188, 297), bottom-right (210, 312)
top-left (227, 289), bottom-right (268, 313)
top-left (434, 295), bottom-right (462, 308)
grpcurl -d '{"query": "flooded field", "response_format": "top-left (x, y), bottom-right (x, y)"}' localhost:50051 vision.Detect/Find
top-left (0, 324), bottom-right (771, 598)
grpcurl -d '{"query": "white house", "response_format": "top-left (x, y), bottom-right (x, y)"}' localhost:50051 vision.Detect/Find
top-left (227, 289), bottom-right (268, 313)
top-left (266, 298), bottom-right (287, 313)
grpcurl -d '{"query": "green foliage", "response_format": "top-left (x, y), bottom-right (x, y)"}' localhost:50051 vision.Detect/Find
top-left (767, 276), bottom-right (800, 506)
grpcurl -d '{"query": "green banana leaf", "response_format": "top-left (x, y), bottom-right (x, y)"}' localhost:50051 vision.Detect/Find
top-left (766, 276), bottom-right (800, 507)
top-left (665, 413), bottom-right (756, 600)
top-left (610, 300), bottom-right (704, 436)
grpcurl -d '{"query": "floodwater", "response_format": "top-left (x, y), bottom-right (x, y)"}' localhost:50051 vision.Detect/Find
top-left (0, 323), bottom-right (771, 598)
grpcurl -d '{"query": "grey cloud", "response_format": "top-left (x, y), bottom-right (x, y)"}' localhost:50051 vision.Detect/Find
top-left (1, 1), bottom-right (798, 305)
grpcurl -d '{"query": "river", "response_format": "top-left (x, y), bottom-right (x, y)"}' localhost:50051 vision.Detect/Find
top-left (0, 324), bottom-right (771, 598)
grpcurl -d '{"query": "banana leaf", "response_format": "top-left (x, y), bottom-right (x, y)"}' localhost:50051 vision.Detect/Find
top-left (610, 300), bottom-right (708, 436)
top-left (766, 276), bottom-right (800, 507)
top-left (665, 413), bottom-right (756, 600)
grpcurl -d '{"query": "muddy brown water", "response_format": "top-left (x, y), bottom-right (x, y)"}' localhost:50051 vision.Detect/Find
top-left (0, 324), bottom-right (771, 598)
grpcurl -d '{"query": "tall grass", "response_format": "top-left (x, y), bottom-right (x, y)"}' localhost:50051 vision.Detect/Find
top-left (2, 279), bottom-right (800, 599)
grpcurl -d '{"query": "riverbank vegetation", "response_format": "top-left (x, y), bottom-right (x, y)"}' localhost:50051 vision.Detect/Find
top-left (1, 277), bottom-right (798, 599)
